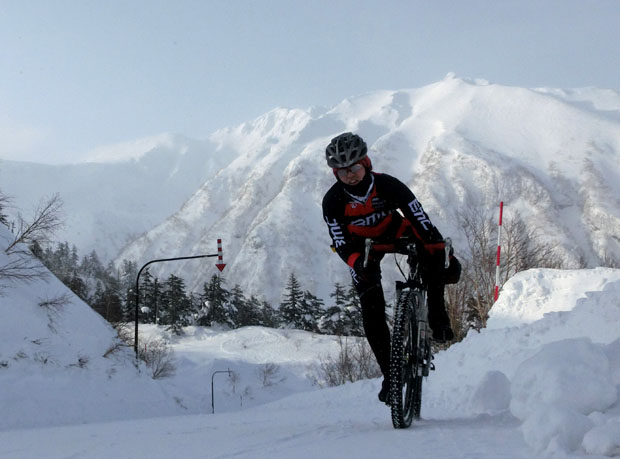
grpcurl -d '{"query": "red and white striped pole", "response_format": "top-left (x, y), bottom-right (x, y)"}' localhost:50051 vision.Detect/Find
top-left (494, 201), bottom-right (504, 302)
top-left (215, 239), bottom-right (226, 272)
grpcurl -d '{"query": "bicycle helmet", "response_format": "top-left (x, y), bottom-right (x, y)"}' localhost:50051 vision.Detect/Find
top-left (325, 132), bottom-right (368, 168)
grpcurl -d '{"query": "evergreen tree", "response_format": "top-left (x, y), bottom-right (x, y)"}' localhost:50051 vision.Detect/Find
top-left (66, 271), bottom-right (89, 302)
top-left (341, 282), bottom-right (364, 336)
top-left (92, 281), bottom-right (104, 310)
top-left (320, 282), bottom-right (348, 335)
top-left (29, 240), bottom-right (44, 259)
top-left (188, 291), bottom-right (203, 323)
top-left (298, 290), bottom-right (324, 332)
top-left (42, 245), bottom-right (54, 268)
top-left (54, 242), bottom-right (72, 281)
top-left (70, 245), bottom-right (79, 270)
top-left (118, 259), bottom-right (138, 321)
top-left (149, 276), bottom-right (163, 324)
top-left (138, 269), bottom-right (158, 323)
top-left (80, 250), bottom-right (105, 279)
top-left (160, 274), bottom-right (192, 334)
top-left (92, 279), bottom-right (123, 323)
top-left (234, 286), bottom-right (263, 327)
top-left (257, 297), bottom-right (278, 328)
top-left (279, 272), bottom-right (304, 328)
top-left (199, 274), bottom-right (233, 327)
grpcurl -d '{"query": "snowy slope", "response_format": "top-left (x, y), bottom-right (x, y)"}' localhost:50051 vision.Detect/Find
top-left (1, 262), bottom-right (619, 457)
top-left (0, 133), bottom-right (232, 259)
top-left (0, 224), bottom-right (192, 429)
top-left (116, 76), bottom-right (620, 304)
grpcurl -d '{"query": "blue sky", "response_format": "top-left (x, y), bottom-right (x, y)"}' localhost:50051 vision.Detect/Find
top-left (1, 0), bottom-right (619, 164)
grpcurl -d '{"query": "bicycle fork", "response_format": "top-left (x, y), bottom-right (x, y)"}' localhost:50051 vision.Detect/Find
top-left (414, 290), bottom-right (434, 377)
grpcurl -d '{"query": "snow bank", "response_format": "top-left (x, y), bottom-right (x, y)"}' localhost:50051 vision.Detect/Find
top-left (487, 268), bottom-right (620, 329)
top-left (427, 268), bottom-right (620, 457)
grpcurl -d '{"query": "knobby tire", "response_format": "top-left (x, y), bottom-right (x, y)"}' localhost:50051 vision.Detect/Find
top-left (390, 290), bottom-right (423, 428)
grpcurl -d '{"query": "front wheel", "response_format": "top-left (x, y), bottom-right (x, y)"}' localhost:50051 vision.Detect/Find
top-left (390, 290), bottom-right (424, 428)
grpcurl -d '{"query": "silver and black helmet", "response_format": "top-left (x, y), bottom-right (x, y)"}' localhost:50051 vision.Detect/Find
top-left (325, 132), bottom-right (367, 168)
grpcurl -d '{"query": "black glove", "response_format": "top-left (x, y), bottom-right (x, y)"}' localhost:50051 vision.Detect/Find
top-left (444, 253), bottom-right (461, 284)
top-left (420, 242), bottom-right (445, 272)
top-left (352, 253), bottom-right (382, 284)
top-left (353, 255), bottom-right (367, 276)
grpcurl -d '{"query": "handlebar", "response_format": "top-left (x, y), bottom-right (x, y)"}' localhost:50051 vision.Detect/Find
top-left (363, 237), bottom-right (453, 269)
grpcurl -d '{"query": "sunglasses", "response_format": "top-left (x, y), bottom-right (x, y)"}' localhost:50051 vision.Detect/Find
top-left (336, 163), bottom-right (364, 178)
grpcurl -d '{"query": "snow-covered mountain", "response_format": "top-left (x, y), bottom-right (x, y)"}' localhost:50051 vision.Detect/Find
top-left (116, 76), bottom-right (620, 304)
top-left (0, 133), bottom-right (232, 259)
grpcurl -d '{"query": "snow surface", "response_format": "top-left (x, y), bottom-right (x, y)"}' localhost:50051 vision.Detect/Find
top-left (2, 221), bottom-right (620, 458)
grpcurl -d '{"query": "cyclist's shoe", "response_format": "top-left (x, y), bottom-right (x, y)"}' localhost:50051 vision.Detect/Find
top-left (378, 377), bottom-right (390, 405)
top-left (432, 326), bottom-right (454, 343)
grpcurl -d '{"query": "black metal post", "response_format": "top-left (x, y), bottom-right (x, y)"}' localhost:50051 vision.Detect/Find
top-left (211, 369), bottom-right (232, 414)
top-left (134, 254), bottom-right (219, 356)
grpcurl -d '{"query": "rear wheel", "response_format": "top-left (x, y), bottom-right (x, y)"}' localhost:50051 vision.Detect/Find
top-left (390, 290), bottom-right (423, 428)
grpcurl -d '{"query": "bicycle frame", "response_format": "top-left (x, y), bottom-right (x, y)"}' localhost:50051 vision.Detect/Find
top-left (364, 237), bottom-right (451, 427)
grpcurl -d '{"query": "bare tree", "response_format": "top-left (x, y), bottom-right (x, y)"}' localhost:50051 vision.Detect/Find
top-left (450, 204), bottom-right (564, 332)
top-left (5, 193), bottom-right (63, 255)
top-left (314, 336), bottom-right (381, 387)
top-left (256, 363), bottom-right (285, 387)
top-left (0, 190), bottom-right (10, 226)
top-left (0, 256), bottom-right (48, 286)
top-left (601, 251), bottom-right (620, 268)
top-left (38, 293), bottom-right (72, 310)
top-left (456, 206), bottom-right (497, 330)
top-left (1, 194), bottom-right (64, 291)
top-left (138, 336), bottom-right (176, 379)
top-left (444, 281), bottom-right (471, 341)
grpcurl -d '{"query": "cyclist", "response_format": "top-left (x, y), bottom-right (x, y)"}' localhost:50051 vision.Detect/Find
top-left (321, 132), bottom-right (460, 403)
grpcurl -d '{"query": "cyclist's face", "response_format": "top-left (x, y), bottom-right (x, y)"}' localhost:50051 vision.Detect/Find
top-left (337, 162), bottom-right (366, 186)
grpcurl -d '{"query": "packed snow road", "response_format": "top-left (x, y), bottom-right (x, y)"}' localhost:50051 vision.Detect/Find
top-left (0, 380), bottom-right (531, 459)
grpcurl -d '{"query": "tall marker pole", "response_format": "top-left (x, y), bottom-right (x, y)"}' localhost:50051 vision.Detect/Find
top-left (494, 201), bottom-right (504, 302)
top-left (216, 238), bottom-right (226, 272)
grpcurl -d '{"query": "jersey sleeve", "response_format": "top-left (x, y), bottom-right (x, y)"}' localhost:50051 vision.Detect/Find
top-left (322, 188), bottom-right (363, 268)
top-left (381, 174), bottom-right (444, 243)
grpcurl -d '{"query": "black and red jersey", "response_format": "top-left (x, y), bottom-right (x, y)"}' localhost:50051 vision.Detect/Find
top-left (322, 172), bottom-right (443, 269)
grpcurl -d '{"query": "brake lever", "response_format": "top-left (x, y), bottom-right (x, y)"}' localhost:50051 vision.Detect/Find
top-left (444, 237), bottom-right (452, 268)
top-left (364, 238), bottom-right (372, 268)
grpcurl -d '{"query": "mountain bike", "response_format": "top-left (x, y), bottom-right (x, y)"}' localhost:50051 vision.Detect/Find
top-left (363, 237), bottom-right (452, 429)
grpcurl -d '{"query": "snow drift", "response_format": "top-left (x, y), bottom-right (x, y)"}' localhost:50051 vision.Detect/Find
top-left (427, 268), bottom-right (620, 456)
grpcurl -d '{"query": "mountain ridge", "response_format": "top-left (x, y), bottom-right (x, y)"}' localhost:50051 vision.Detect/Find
top-left (116, 77), bottom-right (620, 304)
top-left (0, 134), bottom-right (233, 259)
top-left (2, 76), bottom-right (619, 303)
